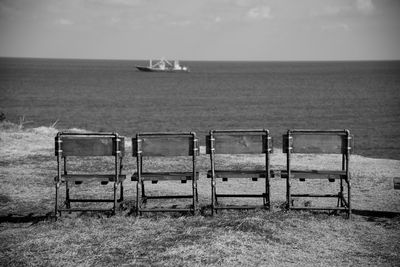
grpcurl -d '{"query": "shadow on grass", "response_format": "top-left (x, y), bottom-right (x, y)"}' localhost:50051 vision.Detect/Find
top-left (352, 209), bottom-right (400, 219)
top-left (1, 208), bottom-right (399, 225)
top-left (0, 213), bottom-right (55, 224)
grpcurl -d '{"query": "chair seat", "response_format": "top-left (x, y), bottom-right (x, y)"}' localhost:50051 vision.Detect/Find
top-left (207, 170), bottom-right (268, 179)
top-left (280, 170), bottom-right (347, 179)
top-left (131, 172), bottom-right (200, 181)
top-left (56, 174), bottom-right (126, 184)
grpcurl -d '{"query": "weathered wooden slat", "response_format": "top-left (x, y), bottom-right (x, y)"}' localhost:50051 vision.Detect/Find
top-left (58, 208), bottom-right (114, 212)
top-left (144, 195), bottom-right (194, 199)
top-left (394, 177), bottom-right (400, 190)
top-left (291, 194), bottom-right (340, 197)
top-left (56, 136), bottom-right (125, 156)
top-left (131, 172), bottom-right (200, 181)
top-left (68, 199), bottom-right (115, 202)
top-left (133, 136), bottom-right (196, 156)
top-left (60, 174), bottom-right (126, 183)
top-left (280, 170), bottom-right (346, 179)
top-left (292, 134), bottom-right (344, 154)
top-left (290, 207), bottom-right (347, 211)
top-left (215, 194), bottom-right (266, 198)
top-left (206, 170), bottom-right (268, 178)
top-left (206, 134), bottom-right (269, 154)
top-left (139, 208), bottom-right (194, 213)
top-left (214, 205), bottom-right (267, 209)
top-left (283, 134), bottom-right (351, 154)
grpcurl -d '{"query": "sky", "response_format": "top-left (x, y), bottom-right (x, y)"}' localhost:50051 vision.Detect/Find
top-left (0, 0), bottom-right (399, 61)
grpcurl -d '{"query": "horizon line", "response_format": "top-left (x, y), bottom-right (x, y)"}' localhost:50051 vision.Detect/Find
top-left (1, 56), bottom-right (400, 63)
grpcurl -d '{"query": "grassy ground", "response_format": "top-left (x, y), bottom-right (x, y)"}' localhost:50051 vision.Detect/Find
top-left (1, 124), bottom-right (400, 266)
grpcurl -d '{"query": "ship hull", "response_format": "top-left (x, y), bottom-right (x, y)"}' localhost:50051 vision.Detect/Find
top-left (136, 66), bottom-right (189, 73)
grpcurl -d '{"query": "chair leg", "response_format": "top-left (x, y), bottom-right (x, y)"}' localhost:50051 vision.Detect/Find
top-left (112, 182), bottom-right (117, 215)
top-left (214, 182), bottom-right (219, 214)
top-left (192, 193), bottom-right (196, 215)
top-left (348, 179), bottom-right (351, 219)
top-left (337, 180), bottom-right (342, 208)
top-left (196, 186), bottom-right (199, 214)
top-left (141, 181), bottom-right (147, 204)
top-left (263, 193), bottom-right (269, 210)
top-left (263, 191), bottom-right (266, 207)
top-left (136, 181), bottom-right (140, 216)
top-left (55, 183), bottom-right (59, 216)
top-left (340, 178), bottom-right (345, 207)
top-left (119, 182), bottom-right (124, 202)
top-left (266, 175), bottom-right (271, 210)
top-left (265, 178), bottom-right (270, 210)
top-left (286, 178), bottom-right (291, 210)
top-left (192, 180), bottom-right (197, 215)
top-left (65, 182), bottom-right (71, 210)
top-left (211, 179), bottom-right (215, 216)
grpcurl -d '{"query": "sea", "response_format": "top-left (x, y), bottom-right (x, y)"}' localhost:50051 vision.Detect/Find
top-left (0, 58), bottom-right (399, 159)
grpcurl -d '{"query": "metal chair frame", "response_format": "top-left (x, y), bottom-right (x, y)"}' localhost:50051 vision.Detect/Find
top-left (132, 132), bottom-right (199, 215)
top-left (283, 129), bottom-right (353, 218)
top-left (54, 132), bottom-right (125, 216)
top-left (206, 129), bottom-right (272, 215)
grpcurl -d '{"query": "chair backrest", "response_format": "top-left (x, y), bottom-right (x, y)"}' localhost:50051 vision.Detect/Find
top-left (206, 129), bottom-right (272, 155)
top-left (55, 133), bottom-right (125, 157)
top-left (283, 130), bottom-right (353, 155)
top-left (132, 132), bottom-right (199, 157)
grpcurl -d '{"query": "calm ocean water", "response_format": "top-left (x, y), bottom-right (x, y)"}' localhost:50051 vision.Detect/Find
top-left (1, 58), bottom-right (399, 159)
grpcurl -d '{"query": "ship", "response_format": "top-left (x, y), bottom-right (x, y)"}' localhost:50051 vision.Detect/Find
top-left (136, 59), bottom-right (189, 72)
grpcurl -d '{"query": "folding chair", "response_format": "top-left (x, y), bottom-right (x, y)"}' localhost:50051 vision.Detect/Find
top-left (132, 132), bottom-right (199, 215)
top-left (54, 132), bottom-right (125, 215)
top-left (206, 129), bottom-right (272, 215)
top-left (282, 129), bottom-right (353, 218)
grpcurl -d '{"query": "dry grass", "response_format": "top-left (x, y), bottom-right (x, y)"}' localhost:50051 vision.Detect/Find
top-left (1, 123), bottom-right (400, 266)
top-left (1, 212), bottom-right (399, 266)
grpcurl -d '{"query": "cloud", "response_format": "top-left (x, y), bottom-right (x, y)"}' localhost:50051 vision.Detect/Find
top-left (321, 23), bottom-right (351, 32)
top-left (170, 20), bottom-right (192, 27)
top-left (233, 0), bottom-right (253, 7)
top-left (309, 3), bottom-right (351, 18)
top-left (356, 0), bottom-right (374, 13)
top-left (87, 0), bottom-right (144, 7)
top-left (56, 18), bottom-right (74, 25)
top-left (246, 6), bottom-right (272, 20)
top-left (322, 6), bottom-right (346, 16)
top-left (109, 17), bottom-right (120, 25)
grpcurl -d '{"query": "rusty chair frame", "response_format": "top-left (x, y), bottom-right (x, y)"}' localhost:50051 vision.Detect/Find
top-left (54, 132), bottom-right (125, 216)
top-left (206, 129), bottom-right (272, 215)
top-left (283, 129), bottom-right (353, 218)
top-left (132, 132), bottom-right (199, 215)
